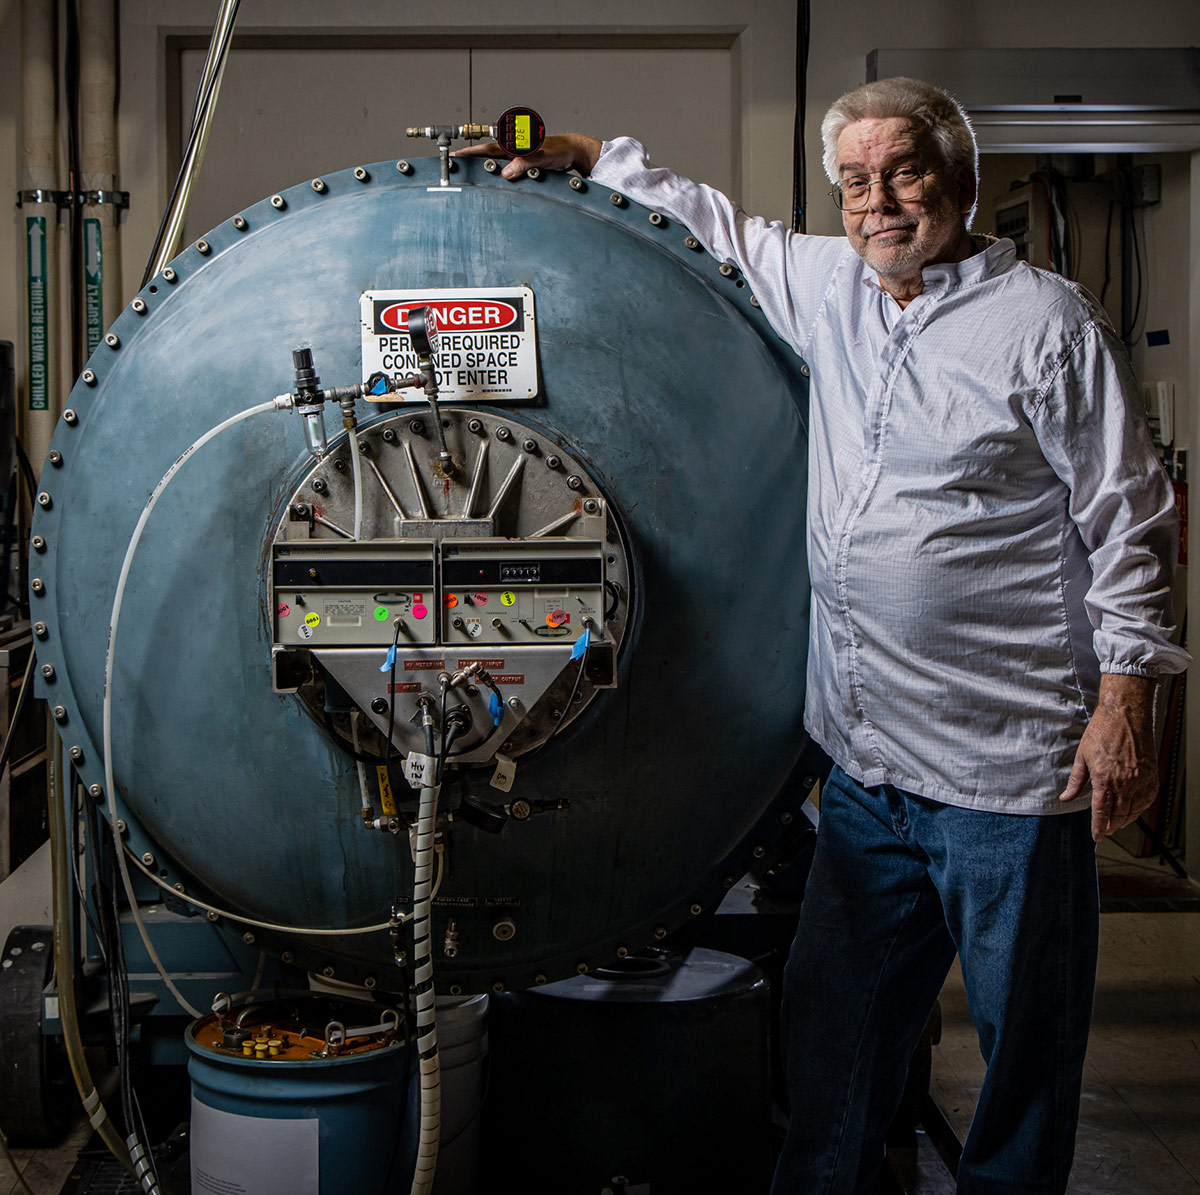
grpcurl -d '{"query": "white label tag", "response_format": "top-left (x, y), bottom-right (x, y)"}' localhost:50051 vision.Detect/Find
top-left (403, 751), bottom-right (439, 789)
top-left (361, 287), bottom-right (538, 401)
top-left (191, 1098), bottom-right (318, 1195)
top-left (490, 753), bottom-right (516, 793)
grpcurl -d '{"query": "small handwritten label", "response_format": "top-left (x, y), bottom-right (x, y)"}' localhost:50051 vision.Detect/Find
top-left (490, 754), bottom-right (515, 793)
top-left (403, 752), bottom-right (439, 789)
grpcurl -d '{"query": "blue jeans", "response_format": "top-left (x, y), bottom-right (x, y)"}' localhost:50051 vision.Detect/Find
top-left (771, 766), bottom-right (1099, 1194)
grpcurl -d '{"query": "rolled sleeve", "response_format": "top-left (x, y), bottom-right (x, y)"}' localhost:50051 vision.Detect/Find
top-left (1030, 316), bottom-right (1190, 678)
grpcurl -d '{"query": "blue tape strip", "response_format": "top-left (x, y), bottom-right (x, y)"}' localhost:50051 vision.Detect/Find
top-left (571, 628), bottom-right (591, 660)
top-left (489, 692), bottom-right (503, 727)
top-left (379, 644), bottom-right (397, 673)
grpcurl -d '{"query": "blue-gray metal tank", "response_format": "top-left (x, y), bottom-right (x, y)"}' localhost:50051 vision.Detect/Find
top-left (30, 155), bottom-right (812, 993)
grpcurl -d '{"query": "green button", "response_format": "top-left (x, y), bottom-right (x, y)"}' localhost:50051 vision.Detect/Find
top-left (374, 606), bottom-right (389, 622)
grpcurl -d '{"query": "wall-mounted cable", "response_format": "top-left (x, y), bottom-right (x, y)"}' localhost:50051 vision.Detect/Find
top-left (791, 0), bottom-right (811, 233)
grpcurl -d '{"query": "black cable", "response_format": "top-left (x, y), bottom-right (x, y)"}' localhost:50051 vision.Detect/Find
top-left (322, 710), bottom-right (389, 765)
top-left (384, 617), bottom-right (404, 761)
top-left (790, 0), bottom-right (811, 233)
top-left (1100, 200), bottom-right (1114, 307)
top-left (1120, 205), bottom-right (1144, 343)
top-left (65, 0), bottom-right (84, 379)
top-left (438, 681), bottom-right (449, 783)
top-left (379, 947), bottom-right (413, 1195)
top-left (525, 644), bottom-right (590, 761)
top-left (105, 828), bottom-right (161, 1193)
top-left (0, 650), bottom-right (35, 780)
top-left (604, 579), bottom-right (622, 621)
top-left (13, 437), bottom-right (37, 501)
top-left (0, 475), bottom-right (19, 613)
top-left (70, 782), bottom-right (109, 965)
top-left (103, 826), bottom-right (135, 1141)
top-left (140, 2), bottom-right (241, 288)
top-left (84, 804), bottom-right (161, 1193)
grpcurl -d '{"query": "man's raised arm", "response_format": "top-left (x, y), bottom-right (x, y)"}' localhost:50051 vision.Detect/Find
top-left (453, 134), bottom-right (602, 180)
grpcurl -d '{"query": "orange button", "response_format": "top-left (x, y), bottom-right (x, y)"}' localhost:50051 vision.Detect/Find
top-left (546, 608), bottom-right (569, 628)
top-left (444, 593), bottom-right (459, 609)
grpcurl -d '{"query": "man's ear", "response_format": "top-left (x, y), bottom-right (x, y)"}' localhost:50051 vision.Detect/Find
top-left (957, 164), bottom-right (978, 216)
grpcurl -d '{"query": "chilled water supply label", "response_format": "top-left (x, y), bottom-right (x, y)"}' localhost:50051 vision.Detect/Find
top-left (360, 287), bottom-right (538, 401)
top-left (84, 218), bottom-right (104, 355)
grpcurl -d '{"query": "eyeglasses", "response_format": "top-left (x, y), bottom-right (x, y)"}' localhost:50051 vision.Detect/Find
top-left (830, 164), bottom-right (950, 212)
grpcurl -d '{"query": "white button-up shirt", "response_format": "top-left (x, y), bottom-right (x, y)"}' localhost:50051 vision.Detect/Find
top-left (592, 137), bottom-right (1189, 813)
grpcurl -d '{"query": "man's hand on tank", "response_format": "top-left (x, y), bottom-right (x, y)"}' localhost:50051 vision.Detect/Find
top-left (1059, 673), bottom-right (1158, 842)
top-left (452, 134), bottom-right (603, 181)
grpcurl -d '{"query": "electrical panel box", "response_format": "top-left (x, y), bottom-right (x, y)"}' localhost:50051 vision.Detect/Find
top-left (988, 176), bottom-right (1115, 314)
top-left (992, 184), bottom-right (1044, 266)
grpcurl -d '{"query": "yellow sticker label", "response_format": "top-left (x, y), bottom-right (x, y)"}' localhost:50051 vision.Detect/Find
top-left (500, 591), bottom-right (517, 607)
top-left (304, 612), bottom-right (320, 627)
top-left (376, 766), bottom-right (396, 815)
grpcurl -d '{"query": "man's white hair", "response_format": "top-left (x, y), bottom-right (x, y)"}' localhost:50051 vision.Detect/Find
top-left (821, 76), bottom-right (978, 189)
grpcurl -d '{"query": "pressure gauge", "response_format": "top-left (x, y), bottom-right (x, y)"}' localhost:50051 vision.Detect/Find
top-left (495, 106), bottom-right (546, 158)
top-left (408, 305), bottom-right (439, 358)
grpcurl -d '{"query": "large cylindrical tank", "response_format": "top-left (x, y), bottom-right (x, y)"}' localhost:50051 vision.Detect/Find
top-left (482, 947), bottom-right (773, 1192)
top-left (30, 153), bottom-right (812, 993)
top-left (187, 996), bottom-right (415, 1194)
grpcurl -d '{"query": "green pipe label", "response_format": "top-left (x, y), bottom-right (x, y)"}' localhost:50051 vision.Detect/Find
top-left (85, 217), bottom-right (103, 355)
top-left (26, 216), bottom-right (48, 412)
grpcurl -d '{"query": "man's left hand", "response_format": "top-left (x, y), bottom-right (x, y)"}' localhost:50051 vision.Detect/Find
top-left (1059, 673), bottom-right (1159, 842)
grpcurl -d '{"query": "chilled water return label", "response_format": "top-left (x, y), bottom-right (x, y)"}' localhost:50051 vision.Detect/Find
top-left (360, 287), bottom-right (538, 402)
top-left (26, 217), bottom-right (47, 412)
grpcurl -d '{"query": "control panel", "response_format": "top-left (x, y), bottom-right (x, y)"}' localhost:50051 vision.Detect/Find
top-left (440, 539), bottom-right (605, 646)
top-left (273, 540), bottom-right (438, 646)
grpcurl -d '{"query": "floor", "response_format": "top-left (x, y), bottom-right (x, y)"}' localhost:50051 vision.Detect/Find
top-left (930, 844), bottom-right (1200, 1195)
top-left (1, 847), bottom-right (1198, 1195)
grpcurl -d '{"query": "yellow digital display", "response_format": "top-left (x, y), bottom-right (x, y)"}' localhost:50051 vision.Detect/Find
top-left (515, 114), bottom-right (531, 151)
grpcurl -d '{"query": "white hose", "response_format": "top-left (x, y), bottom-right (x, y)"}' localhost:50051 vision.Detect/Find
top-left (124, 847), bottom-right (399, 934)
top-left (103, 400), bottom-right (276, 1019)
top-left (349, 428), bottom-right (364, 540)
top-left (352, 715), bottom-right (373, 812)
top-left (408, 781), bottom-right (443, 1195)
top-left (103, 396), bottom-right (439, 1188)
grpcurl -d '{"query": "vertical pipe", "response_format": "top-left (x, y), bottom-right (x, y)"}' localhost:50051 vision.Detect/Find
top-left (19, 0), bottom-right (60, 477)
top-left (1186, 149), bottom-right (1199, 870)
top-left (79, 0), bottom-right (122, 358)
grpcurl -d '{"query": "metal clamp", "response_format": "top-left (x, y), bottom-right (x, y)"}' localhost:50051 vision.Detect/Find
top-left (16, 188), bottom-right (69, 208)
top-left (17, 188), bottom-right (130, 210)
top-left (81, 189), bottom-right (130, 210)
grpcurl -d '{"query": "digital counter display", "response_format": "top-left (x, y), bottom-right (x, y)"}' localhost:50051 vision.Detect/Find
top-left (500, 562), bottom-right (541, 583)
top-left (495, 106), bottom-right (545, 159)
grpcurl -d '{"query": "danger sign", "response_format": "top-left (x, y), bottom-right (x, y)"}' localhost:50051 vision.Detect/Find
top-left (361, 287), bottom-right (538, 402)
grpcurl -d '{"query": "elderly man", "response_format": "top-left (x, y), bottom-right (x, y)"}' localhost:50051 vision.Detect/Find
top-left (457, 77), bottom-right (1188, 1193)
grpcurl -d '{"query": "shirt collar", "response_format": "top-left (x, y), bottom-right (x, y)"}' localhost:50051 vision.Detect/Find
top-left (861, 235), bottom-right (1018, 297)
